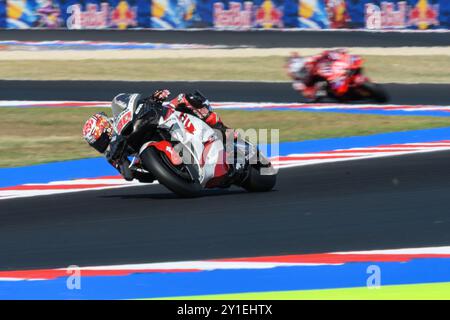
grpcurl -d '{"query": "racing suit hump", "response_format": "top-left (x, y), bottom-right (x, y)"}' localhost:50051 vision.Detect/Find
top-left (111, 93), bottom-right (142, 119)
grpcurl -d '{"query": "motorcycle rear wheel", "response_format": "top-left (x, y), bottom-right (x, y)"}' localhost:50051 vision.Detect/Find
top-left (141, 147), bottom-right (202, 197)
top-left (358, 82), bottom-right (389, 103)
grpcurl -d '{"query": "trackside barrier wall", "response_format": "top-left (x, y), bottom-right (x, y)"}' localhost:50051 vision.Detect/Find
top-left (2, 0), bottom-right (449, 30)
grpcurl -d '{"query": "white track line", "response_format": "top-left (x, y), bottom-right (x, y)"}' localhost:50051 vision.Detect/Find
top-left (1, 245), bottom-right (450, 281)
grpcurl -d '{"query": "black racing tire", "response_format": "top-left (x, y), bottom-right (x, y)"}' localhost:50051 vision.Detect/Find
top-left (140, 147), bottom-right (202, 197)
top-left (241, 165), bottom-right (277, 192)
top-left (359, 82), bottom-right (389, 103)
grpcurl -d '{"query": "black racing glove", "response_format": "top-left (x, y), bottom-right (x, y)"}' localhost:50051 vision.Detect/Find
top-left (106, 134), bottom-right (128, 163)
top-left (151, 89), bottom-right (170, 103)
top-left (105, 140), bottom-right (134, 181)
top-left (117, 157), bottom-right (134, 181)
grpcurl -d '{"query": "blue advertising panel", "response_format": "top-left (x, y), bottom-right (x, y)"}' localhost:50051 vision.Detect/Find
top-left (0, 0), bottom-right (6, 27)
top-left (1, 0), bottom-right (449, 29)
top-left (152, 0), bottom-right (204, 28)
top-left (298, 0), bottom-right (329, 28)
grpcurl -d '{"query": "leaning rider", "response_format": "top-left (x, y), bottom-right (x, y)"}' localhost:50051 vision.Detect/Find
top-left (287, 49), bottom-right (348, 101)
top-left (82, 89), bottom-right (231, 183)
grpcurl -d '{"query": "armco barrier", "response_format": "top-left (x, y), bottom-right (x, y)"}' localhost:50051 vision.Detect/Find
top-left (2, 0), bottom-right (449, 30)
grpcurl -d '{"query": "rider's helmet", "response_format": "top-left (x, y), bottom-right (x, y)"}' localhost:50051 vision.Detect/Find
top-left (287, 53), bottom-right (307, 80)
top-left (186, 90), bottom-right (210, 110)
top-left (82, 112), bottom-right (114, 153)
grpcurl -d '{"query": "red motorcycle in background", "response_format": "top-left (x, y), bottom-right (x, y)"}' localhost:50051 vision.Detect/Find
top-left (287, 50), bottom-right (389, 103)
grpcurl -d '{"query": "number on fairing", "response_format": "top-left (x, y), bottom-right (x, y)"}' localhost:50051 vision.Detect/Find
top-left (116, 110), bottom-right (132, 134)
top-left (178, 113), bottom-right (195, 134)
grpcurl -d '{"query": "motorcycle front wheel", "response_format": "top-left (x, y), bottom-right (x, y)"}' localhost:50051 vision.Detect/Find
top-left (241, 165), bottom-right (277, 192)
top-left (140, 147), bottom-right (202, 197)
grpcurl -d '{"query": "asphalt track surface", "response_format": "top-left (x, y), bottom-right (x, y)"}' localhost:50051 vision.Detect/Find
top-left (1, 80), bottom-right (450, 105)
top-left (1, 29), bottom-right (449, 47)
top-left (1, 78), bottom-right (449, 271)
top-left (2, 151), bottom-right (450, 270)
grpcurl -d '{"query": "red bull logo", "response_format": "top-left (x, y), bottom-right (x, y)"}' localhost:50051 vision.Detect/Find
top-left (213, 2), bottom-right (252, 29)
top-left (66, 1), bottom-right (139, 30)
top-left (254, 0), bottom-right (283, 28)
top-left (408, 0), bottom-right (439, 30)
top-left (111, 0), bottom-right (137, 29)
top-left (365, 1), bottom-right (407, 29)
top-left (67, 3), bottom-right (109, 29)
top-left (213, 0), bottom-right (283, 29)
top-left (365, 0), bottom-right (439, 30)
top-left (325, 0), bottom-right (350, 28)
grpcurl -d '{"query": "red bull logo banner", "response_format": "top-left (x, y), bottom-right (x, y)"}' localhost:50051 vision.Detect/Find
top-left (2, 0), bottom-right (449, 29)
top-left (211, 0), bottom-right (284, 29)
top-left (65, 0), bottom-right (141, 29)
top-left (364, 0), bottom-right (441, 30)
top-left (6, 0), bottom-right (146, 29)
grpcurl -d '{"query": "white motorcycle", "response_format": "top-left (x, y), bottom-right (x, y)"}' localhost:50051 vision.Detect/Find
top-left (111, 93), bottom-right (277, 197)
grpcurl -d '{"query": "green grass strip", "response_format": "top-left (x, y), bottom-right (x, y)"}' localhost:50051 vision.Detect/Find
top-left (150, 282), bottom-right (450, 300)
top-left (0, 56), bottom-right (448, 83)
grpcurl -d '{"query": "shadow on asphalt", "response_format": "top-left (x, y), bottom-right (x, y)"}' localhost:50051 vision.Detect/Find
top-left (99, 188), bottom-right (250, 200)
